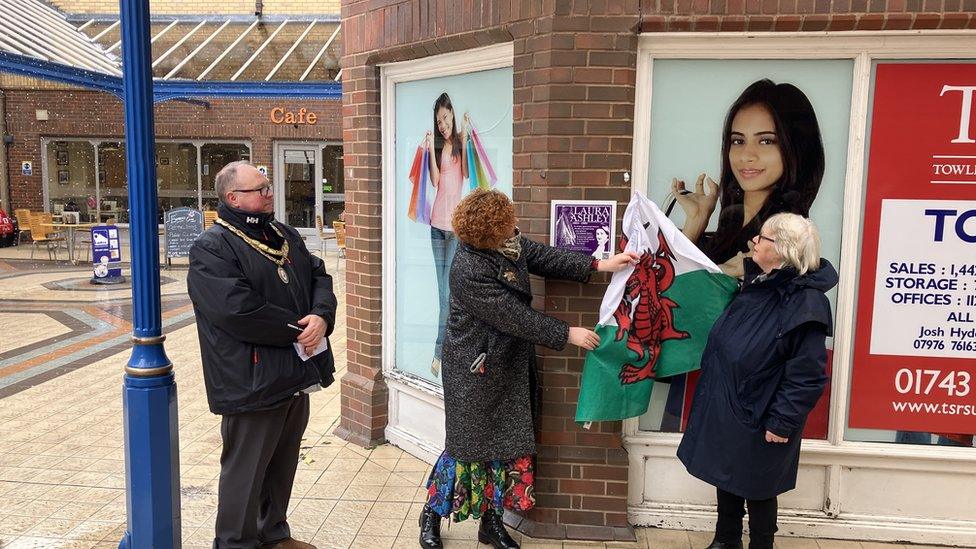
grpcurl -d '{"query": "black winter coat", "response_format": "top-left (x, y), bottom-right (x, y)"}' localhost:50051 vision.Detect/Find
top-left (187, 208), bottom-right (337, 415)
top-left (442, 237), bottom-right (592, 462)
top-left (677, 258), bottom-right (837, 500)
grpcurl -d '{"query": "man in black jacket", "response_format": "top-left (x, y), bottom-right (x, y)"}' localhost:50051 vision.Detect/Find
top-left (188, 161), bottom-right (336, 549)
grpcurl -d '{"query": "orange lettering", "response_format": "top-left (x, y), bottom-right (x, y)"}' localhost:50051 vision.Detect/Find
top-left (270, 107), bottom-right (285, 124)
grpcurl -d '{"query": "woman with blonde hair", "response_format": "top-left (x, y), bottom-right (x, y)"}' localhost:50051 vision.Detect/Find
top-left (418, 189), bottom-right (638, 549)
top-left (677, 213), bottom-right (836, 549)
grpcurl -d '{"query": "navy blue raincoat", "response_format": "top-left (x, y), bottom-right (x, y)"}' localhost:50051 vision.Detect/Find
top-left (677, 258), bottom-right (837, 500)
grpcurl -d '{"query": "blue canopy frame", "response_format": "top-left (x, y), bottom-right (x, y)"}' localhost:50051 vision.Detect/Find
top-left (0, 50), bottom-right (343, 102)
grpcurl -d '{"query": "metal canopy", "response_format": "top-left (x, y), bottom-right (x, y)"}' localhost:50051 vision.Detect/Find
top-left (75, 15), bottom-right (342, 82)
top-left (0, 0), bottom-right (121, 76)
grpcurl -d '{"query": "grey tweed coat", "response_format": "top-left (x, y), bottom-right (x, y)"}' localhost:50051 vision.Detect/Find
top-left (442, 237), bottom-right (593, 462)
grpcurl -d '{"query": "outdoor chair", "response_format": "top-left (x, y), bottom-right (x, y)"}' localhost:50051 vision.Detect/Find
top-left (315, 214), bottom-right (336, 258)
top-left (29, 212), bottom-right (66, 260)
top-left (332, 220), bottom-right (346, 271)
top-left (14, 209), bottom-right (31, 245)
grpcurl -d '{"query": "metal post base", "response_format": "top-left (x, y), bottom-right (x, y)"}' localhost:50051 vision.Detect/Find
top-left (119, 371), bottom-right (182, 549)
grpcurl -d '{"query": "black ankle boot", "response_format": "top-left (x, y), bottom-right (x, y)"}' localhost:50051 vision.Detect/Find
top-left (478, 511), bottom-right (519, 549)
top-left (706, 540), bottom-right (743, 549)
top-left (418, 504), bottom-right (443, 549)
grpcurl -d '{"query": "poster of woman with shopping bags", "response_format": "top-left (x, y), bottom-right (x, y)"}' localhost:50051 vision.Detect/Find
top-left (394, 67), bottom-right (513, 385)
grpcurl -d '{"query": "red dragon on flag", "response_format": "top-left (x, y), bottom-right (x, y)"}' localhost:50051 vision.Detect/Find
top-left (613, 230), bottom-right (689, 384)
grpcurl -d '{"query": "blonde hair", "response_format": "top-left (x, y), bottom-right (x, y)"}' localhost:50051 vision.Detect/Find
top-left (763, 213), bottom-right (821, 275)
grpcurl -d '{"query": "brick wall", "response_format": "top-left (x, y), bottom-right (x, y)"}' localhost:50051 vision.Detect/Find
top-left (3, 90), bottom-right (341, 211)
top-left (640, 0), bottom-right (975, 29)
top-left (47, 0), bottom-right (340, 15)
top-left (338, 0), bottom-right (968, 539)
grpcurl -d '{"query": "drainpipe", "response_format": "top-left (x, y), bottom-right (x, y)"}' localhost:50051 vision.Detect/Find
top-left (0, 90), bottom-right (9, 212)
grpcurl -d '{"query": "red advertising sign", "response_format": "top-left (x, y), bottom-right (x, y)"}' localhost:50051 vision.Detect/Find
top-left (850, 63), bottom-right (976, 434)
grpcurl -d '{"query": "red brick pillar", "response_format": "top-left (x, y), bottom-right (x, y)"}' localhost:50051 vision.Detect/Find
top-left (334, 57), bottom-right (389, 448)
top-left (507, 4), bottom-right (638, 541)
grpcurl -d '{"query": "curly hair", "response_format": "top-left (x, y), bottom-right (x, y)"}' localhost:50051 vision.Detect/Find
top-left (452, 189), bottom-right (516, 249)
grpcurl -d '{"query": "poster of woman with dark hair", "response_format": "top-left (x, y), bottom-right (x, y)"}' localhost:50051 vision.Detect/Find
top-left (641, 60), bottom-right (853, 438)
top-left (670, 79), bottom-right (826, 278)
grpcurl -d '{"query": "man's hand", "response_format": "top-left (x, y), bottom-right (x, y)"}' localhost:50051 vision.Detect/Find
top-left (597, 251), bottom-right (640, 273)
top-left (296, 314), bottom-right (328, 355)
top-left (765, 430), bottom-right (789, 444)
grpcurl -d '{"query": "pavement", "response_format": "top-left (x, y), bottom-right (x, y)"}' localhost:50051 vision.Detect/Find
top-left (0, 240), bottom-right (941, 549)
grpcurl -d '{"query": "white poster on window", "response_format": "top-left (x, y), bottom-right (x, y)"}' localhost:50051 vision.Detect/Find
top-left (869, 198), bottom-right (976, 359)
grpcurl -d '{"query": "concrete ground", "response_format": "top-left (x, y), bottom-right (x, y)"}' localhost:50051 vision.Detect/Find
top-left (0, 240), bottom-right (939, 549)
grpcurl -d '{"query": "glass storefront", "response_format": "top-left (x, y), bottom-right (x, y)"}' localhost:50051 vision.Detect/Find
top-left (322, 144), bottom-right (345, 228)
top-left (201, 143), bottom-right (250, 211)
top-left (44, 139), bottom-right (251, 223)
top-left (156, 142), bottom-right (199, 222)
top-left (97, 142), bottom-right (128, 223)
top-left (282, 148), bottom-right (316, 229)
top-left (46, 141), bottom-right (96, 221)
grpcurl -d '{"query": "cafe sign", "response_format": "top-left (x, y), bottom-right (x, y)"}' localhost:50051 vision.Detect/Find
top-left (270, 107), bottom-right (318, 125)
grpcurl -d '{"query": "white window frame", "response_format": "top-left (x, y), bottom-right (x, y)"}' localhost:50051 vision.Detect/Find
top-left (379, 43), bottom-right (514, 461)
top-left (627, 31), bottom-right (976, 543)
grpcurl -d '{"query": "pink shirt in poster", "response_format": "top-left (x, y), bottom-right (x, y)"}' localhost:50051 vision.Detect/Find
top-left (429, 148), bottom-right (464, 232)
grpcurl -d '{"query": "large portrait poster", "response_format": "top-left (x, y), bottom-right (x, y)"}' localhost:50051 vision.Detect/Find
top-left (393, 67), bottom-right (513, 386)
top-left (637, 59), bottom-right (854, 438)
top-left (849, 63), bottom-right (976, 435)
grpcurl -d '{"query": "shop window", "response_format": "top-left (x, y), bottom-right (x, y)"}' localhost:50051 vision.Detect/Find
top-left (844, 61), bottom-right (976, 449)
top-left (156, 142), bottom-right (198, 223)
top-left (46, 141), bottom-right (96, 222)
top-left (321, 144), bottom-right (344, 228)
top-left (635, 59), bottom-right (854, 441)
top-left (97, 142), bottom-right (128, 224)
top-left (389, 66), bottom-right (514, 387)
top-left (201, 143), bottom-right (250, 211)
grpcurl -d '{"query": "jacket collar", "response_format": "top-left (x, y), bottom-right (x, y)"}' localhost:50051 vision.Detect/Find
top-left (742, 257), bottom-right (839, 295)
top-left (217, 203), bottom-right (282, 246)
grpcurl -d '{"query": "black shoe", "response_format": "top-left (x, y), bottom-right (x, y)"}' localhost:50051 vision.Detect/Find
top-left (706, 540), bottom-right (743, 549)
top-left (478, 511), bottom-right (519, 549)
top-left (418, 504), bottom-right (443, 549)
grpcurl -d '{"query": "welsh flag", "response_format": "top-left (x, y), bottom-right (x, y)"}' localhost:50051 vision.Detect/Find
top-left (575, 192), bottom-right (739, 423)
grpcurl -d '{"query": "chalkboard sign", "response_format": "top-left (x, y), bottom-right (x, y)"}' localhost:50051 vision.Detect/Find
top-left (164, 207), bottom-right (204, 259)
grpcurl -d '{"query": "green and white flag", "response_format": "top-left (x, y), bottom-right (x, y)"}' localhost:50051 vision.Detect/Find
top-left (575, 192), bottom-right (738, 423)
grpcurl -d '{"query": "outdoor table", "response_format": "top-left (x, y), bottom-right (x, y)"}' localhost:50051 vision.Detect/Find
top-left (40, 222), bottom-right (99, 264)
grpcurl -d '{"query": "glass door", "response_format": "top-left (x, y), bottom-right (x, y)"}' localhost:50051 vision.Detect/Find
top-left (274, 143), bottom-right (320, 238)
top-left (321, 144), bottom-right (345, 229)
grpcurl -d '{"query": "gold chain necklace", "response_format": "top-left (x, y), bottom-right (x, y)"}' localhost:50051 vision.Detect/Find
top-left (215, 217), bottom-right (291, 284)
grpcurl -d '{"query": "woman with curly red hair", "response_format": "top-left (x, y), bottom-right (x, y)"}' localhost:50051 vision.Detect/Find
top-left (419, 189), bottom-right (638, 549)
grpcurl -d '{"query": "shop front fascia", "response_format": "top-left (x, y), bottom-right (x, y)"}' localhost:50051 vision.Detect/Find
top-left (626, 32), bottom-right (976, 546)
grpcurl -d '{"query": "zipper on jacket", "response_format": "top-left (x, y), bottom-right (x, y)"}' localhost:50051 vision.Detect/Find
top-left (252, 348), bottom-right (259, 366)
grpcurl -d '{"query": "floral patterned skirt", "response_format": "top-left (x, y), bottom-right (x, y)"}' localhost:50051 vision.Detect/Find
top-left (425, 451), bottom-right (535, 522)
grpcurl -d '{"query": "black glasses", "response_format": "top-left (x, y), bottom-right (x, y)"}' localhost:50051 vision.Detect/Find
top-left (754, 234), bottom-right (776, 244)
top-left (232, 184), bottom-right (273, 197)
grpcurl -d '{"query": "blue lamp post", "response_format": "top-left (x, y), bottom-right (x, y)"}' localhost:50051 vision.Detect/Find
top-left (117, 0), bottom-right (182, 547)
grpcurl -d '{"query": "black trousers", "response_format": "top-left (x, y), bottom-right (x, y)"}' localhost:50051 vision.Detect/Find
top-left (714, 488), bottom-right (778, 549)
top-left (214, 393), bottom-right (310, 549)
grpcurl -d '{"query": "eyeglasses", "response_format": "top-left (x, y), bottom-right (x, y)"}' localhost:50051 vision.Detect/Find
top-left (754, 234), bottom-right (776, 244)
top-left (232, 184), bottom-right (273, 197)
